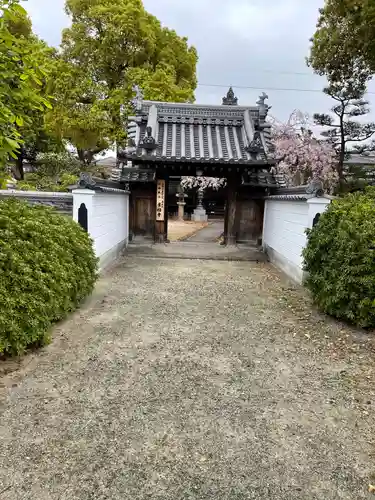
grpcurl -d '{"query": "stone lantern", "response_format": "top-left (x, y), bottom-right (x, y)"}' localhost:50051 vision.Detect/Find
top-left (176, 187), bottom-right (188, 221)
top-left (192, 169), bottom-right (208, 222)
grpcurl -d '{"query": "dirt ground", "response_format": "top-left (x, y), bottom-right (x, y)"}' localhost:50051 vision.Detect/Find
top-left (1, 257), bottom-right (375, 499)
top-left (167, 219), bottom-right (208, 241)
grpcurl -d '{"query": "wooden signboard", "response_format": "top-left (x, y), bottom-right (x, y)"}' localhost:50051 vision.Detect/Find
top-left (156, 179), bottom-right (165, 221)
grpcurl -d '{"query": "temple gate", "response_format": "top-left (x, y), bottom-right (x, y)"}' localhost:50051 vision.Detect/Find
top-left (116, 88), bottom-right (278, 245)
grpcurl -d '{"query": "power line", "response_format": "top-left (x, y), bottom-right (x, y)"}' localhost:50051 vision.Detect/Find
top-left (236, 69), bottom-right (316, 77)
top-left (197, 82), bottom-right (375, 96)
top-left (198, 83), bottom-right (322, 93)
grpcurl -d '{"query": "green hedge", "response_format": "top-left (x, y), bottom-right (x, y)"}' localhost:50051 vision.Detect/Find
top-left (0, 199), bottom-right (98, 355)
top-left (303, 189), bottom-right (375, 327)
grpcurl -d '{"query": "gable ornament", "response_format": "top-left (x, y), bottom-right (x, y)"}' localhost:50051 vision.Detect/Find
top-left (139, 126), bottom-right (158, 152)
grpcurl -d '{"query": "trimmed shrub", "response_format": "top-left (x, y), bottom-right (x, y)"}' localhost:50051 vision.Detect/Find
top-left (18, 172), bottom-right (79, 192)
top-left (303, 189), bottom-right (375, 327)
top-left (0, 199), bottom-right (98, 355)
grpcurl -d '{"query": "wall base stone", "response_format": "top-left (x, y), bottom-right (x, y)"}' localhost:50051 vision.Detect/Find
top-left (264, 244), bottom-right (304, 284)
top-left (99, 238), bottom-right (128, 271)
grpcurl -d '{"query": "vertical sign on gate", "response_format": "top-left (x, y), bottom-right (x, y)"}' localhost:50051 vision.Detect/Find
top-left (156, 179), bottom-right (165, 222)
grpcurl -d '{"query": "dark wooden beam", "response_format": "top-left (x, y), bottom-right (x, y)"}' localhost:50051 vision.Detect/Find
top-left (164, 176), bottom-right (169, 241)
top-left (224, 175), bottom-right (238, 246)
top-left (122, 155), bottom-right (276, 167)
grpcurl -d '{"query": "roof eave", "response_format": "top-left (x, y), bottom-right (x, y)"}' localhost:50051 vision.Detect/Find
top-left (120, 155), bottom-right (275, 167)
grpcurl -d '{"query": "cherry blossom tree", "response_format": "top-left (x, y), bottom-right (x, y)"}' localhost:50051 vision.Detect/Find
top-left (180, 110), bottom-right (339, 194)
top-left (180, 176), bottom-right (226, 191)
top-left (271, 110), bottom-right (338, 192)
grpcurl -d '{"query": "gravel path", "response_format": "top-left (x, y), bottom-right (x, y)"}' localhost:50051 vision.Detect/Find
top-left (1, 257), bottom-right (375, 499)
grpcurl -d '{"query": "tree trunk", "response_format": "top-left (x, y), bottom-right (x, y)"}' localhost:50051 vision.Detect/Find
top-left (77, 148), bottom-right (86, 166)
top-left (338, 111), bottom-right (346, 180)
top-left (77, 149), bottom-right (95, 167)
top-left (11, 156), bottom-right (24, 181)
top-left (77, 147), bottom-right (105, 167)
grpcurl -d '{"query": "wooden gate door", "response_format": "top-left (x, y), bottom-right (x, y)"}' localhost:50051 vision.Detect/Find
top-left (134, 197), bottom-right (155, 237)
top-left (237, 199), bottom-right (264, 244)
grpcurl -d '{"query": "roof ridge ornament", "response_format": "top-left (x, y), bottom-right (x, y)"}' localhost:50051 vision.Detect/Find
top-left (131, 85), bottom-right (143, 111)
top-left (78, 172), bottom-right (96, 190)
top-left (222, 87), bottom-right (238, 106)
top-left (306, 179), bottom-right (324, 197)
top-left (257, 92), bottom-right (271, 117)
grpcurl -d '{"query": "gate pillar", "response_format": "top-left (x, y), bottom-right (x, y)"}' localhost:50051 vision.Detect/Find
top-left (155, 174), bottom-right (169, 243)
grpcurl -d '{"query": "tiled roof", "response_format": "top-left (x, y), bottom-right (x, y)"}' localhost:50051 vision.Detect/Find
top-left (344, 154), bottom-right (375, 166)
top-left (120, 93), bottom-right (274, 166)
top-left (242, 170), bottom-right (280, 187)
top-left (95, 157), bottom-right (117, 167)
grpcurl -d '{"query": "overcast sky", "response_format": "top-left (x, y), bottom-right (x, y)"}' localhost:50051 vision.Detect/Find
top-left (25, 0), bottom-right (375, 123)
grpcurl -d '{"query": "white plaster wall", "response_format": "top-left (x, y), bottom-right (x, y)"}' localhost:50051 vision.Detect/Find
top-left (91, 193), bottom-right (128, 259)
top-left (263, 200), bottom-right (308, 282)
top-left (263, 197), bottom-right (332, 283)
top-left (73, 189), bottom-right (129, 269)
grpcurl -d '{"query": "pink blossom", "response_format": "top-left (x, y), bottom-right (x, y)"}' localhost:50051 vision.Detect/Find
top-left (271, 111), bottom-right (338, 192)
